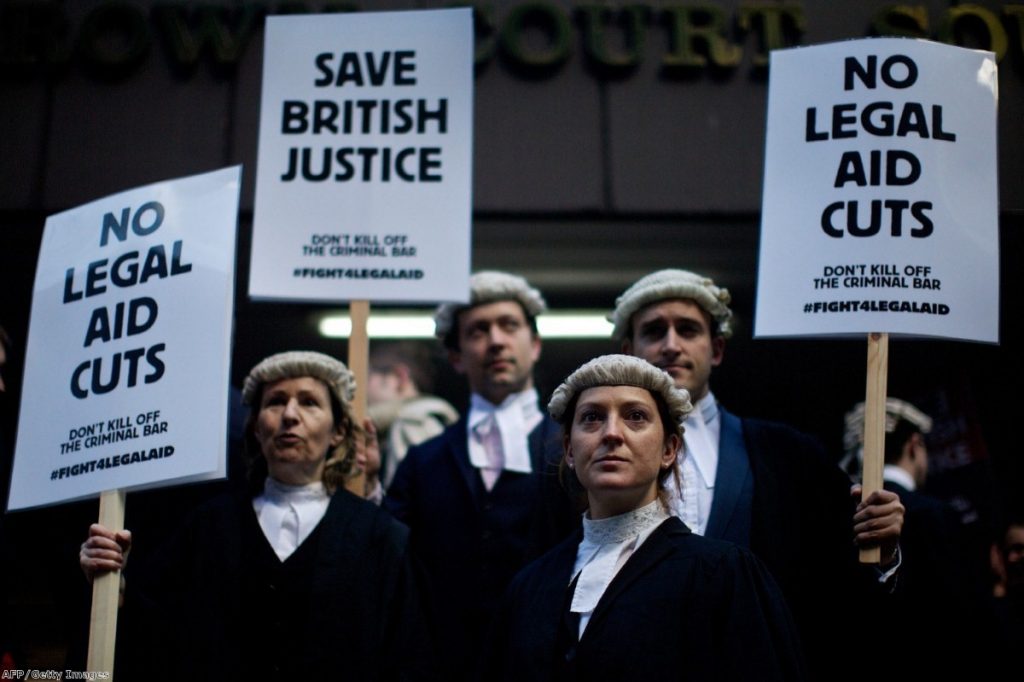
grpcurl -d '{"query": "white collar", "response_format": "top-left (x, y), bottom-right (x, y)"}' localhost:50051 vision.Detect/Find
top-left (682, 393), bottom-right (719, 488)
top-left (582, 499), bottom-right (669, 545)
top-left (697, 391), bottom-right (720, 424)
top-left (468, 388), bottom-right (541, 427)
top-left (253, 477), bottom-right (330, 561)
top-left (466, 388), bottom-right (541, 475)
top-left (262, 476), bottom-right (328, 502)
top-left (571, 500), bottom-right (668, 616)
top-left (882, 464), bottom-right (917, 492)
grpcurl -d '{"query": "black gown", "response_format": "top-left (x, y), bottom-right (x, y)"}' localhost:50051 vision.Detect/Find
top-left (384, 414), bottom-right (579, 680)
top-left (115, 487), bottom-right (435, 681)
top-left (482, 517), bottom-right (806, 682)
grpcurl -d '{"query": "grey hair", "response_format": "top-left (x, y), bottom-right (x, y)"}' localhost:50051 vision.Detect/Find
top-left (242, 351), bottom-right (355, 408)
top-left (548, 354), bottom-right (693, 423)
top-left (241, 351), bottom-right (357, 493)
top-left (608, 269), bottom-right (733, 341)
top-left (433, 270), bottom-right (547, 341)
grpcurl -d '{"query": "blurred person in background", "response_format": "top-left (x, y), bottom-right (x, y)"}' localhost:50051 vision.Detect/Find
top-left (367, 340), bottom-right (457, 490)
top-left (846, 398), bottom-right (983, 678)
top-left (992, 519), bottom-right (1024, 658)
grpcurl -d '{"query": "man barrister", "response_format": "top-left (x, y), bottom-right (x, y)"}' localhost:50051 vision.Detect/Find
top-left (385, 271), bottom-right (576, 682)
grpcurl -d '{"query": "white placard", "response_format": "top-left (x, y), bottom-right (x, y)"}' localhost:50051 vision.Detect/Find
top-left (8, 167), bottom-right (240, 511)
top-left (755, 38), bottom-right (998, 343)
top-left (250, 9), bottom-right (473, 303)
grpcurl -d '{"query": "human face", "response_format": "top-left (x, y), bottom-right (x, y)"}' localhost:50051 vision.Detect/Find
top-left (622, 299), bottom-right (724, 401)
top-left (254, 377), bottom-right (344, 485)
top-left (0, 342), bottom-right (6, 393)
top-left (1005, 525), bottom-right (1024, 590)
top-left (450, 300), bottom-right (540, 405)
top-left (565, 385), bottom-right (679, 519)
top-left (354, 420), bottom-right (381, 480)
top-left (366, 369), bottom-right (400, 405)
top-left (909, 433), bottom-right (929, 488)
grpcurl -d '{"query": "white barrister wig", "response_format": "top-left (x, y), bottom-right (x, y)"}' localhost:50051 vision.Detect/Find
top-left (242, 350), bottom-right (356, 408)
top-left (608, 269), bottom-right (734, 341)
top-left (548, 354), bottom-right (693, 425)
top-left (433, 270), bottom-right (548, 340)
top-left (843, 397), bottom-right (934, 455)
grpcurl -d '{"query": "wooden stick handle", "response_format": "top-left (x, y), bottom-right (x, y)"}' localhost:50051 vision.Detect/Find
top-left (87, 488), bottom-right (126, 677)
top-left (859, 332), bottom-right (888, 564)
top-left (346, 300), bottom-right (370, 496)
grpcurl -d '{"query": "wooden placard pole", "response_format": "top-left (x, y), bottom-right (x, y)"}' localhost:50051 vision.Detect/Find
top-left (87, 488), bottom-right (126, 677)
top-left (346, 300), bottom-right (370, 496)
top-left (859, 332), bottom-right (889, 564)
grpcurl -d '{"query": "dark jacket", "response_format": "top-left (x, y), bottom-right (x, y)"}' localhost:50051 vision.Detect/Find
top-left (715, 408), bottom-right (888, 680)
top-left (118, 488), bottom-right (434, 681)
top-left (484, 517), bottom-right (806, 681)
top-left (882, 479), bottom-right (984, 678)
top-left (385, 414), bottom-right (578, 681)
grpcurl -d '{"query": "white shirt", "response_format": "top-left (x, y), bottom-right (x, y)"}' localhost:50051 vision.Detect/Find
top-left (664, 393), bottom-right (721, 535)
top-left (569, 500), bottom-right (668, 638)
top-left (883, 464), bottom-right (916, 491)
top-left (466, 388), bottom-right (542, 477)
top-left (252, 477), bottom-right (330, 561)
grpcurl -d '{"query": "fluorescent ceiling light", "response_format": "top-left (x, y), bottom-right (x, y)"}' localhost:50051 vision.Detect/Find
top-left (537, 314), bottom-right (614, 338)
top-left (318, 310), bottom-right (613, 339)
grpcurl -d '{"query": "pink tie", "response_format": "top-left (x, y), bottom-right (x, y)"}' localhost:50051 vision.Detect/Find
top-left (476, 414), bottom-right (504, 491)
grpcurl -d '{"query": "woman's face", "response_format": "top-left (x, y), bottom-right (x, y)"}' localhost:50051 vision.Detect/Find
top-left (566, 385), bottom-right (679, 518)
top-left (255, 377), bottom-right (344, 485)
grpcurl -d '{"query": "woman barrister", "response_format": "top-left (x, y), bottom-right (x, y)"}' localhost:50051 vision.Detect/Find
top-left (80, 351), bottom-right (434, 680)
top-left (482, 354), bottom-right (806, 681)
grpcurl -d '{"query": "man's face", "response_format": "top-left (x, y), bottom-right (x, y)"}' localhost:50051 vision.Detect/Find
top-left (1004, 525), bottom-right (1024, 591)
top-left (450, 300), bottom-right (540, 405)
top-left (366, 369), bottom-right (401, 405)
top-left (910, 433), bottom-right (929, 487)
top-left (622, 299), bottom-right (724, 402)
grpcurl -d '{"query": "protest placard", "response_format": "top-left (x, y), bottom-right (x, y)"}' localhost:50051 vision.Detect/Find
top-left (8, 166), bottom-right (240, 510)
top-left (756, 38), bottom-right (998, 343)
top-left (249, 8), bottom-right (473, 304)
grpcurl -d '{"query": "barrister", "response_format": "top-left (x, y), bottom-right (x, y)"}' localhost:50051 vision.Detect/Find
top-left (484, 355), bottom-right (805, 681)
top-left (385, 271), bottom-right (577, 681)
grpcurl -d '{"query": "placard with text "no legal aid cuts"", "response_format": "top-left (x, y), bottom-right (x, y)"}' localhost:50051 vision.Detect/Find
top-left (755, 38), bottom-right (998, 343)
top-left (250, 8), bottom-right (473, 304)
top-left (8, 167), bottom-right (240, 511)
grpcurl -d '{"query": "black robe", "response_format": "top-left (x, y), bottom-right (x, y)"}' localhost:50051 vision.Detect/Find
top-left (116, 488), bottom-right (435, 681)
top-left (385, 414), bottom-right (579, 680)
top-left (880, 480), bottom-right (989, 678)
top-left (482, 517), bottom-right (805, 681)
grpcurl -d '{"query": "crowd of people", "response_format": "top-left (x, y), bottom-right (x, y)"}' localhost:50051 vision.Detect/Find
top-left (2, 267), bottom-right (1021, 678)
